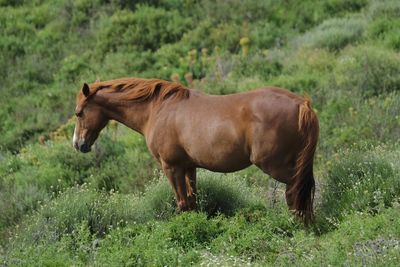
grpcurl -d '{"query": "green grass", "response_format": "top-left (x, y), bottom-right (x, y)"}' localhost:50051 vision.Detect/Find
top-left (3, 189), bottom-right (399, 266)
top-left (1, 0), bottom-right (400, 265)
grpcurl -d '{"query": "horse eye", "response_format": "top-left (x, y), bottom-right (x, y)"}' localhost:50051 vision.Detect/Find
top-left (75, 111), bottom-right (83, 117)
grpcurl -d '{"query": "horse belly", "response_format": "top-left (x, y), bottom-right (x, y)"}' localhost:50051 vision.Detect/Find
top-left (192, 148), bottom-right (251, 172)
top-left (185, 131), bottom-right (251, 172)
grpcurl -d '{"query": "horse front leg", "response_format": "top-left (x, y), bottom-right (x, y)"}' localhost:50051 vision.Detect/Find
top-left (185, 168), bottom-right (197, 210)
top-left (162, 162), bottom-right (190, 211)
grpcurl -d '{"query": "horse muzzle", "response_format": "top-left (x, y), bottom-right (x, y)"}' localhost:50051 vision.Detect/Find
top-left (74, 140), bottom-right (91, 153)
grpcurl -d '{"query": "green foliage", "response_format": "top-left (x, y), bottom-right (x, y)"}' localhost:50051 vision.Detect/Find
top-left (318, 92), bottom-right (400, 154)
top-left (0, 128), bottom-right (157, 230)
top-left (96, 6), bottom-right (191, 53)
top-left (318, 145), bottom-right (400, 231)
top-left (335, 46), bottom-right (400, 96)
top-left (368, 0), bottom-right (400, 19)
top-left (196, 171), bottom-right (265, 216)
top-left (1, 0), bottom-right (400, 266)
top-left (322, 0), bottom-right (368, 14)
top-left (294, 17), bottom-right (366, 50)
top-left (5, 192), bottom-right (400, 266)
top-left (232, 52), bottom-right (283, 80)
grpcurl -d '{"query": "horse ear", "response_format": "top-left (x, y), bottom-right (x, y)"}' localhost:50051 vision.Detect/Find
top-left (82, 83), bottom-right (90, 97)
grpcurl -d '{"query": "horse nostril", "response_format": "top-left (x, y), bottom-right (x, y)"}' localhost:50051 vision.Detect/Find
top-left (79, 142), bottom-right (91, 153)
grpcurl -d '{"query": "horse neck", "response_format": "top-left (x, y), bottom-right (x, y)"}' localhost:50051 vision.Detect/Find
top-left (93, 94), bottom-right (153, 135)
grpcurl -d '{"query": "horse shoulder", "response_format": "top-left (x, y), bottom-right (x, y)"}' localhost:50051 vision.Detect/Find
top-left (145, 102), bottom-right (188, 164)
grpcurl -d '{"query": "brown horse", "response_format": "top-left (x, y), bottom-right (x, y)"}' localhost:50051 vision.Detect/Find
top-left (73, 77), bottom-right (319, 223)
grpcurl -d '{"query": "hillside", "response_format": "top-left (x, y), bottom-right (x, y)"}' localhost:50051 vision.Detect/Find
top-left (1, 0), bottom-right (400, 265)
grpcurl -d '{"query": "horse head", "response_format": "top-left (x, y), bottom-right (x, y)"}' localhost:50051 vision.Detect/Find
top-left (73, 83), bottom-right (108, 153)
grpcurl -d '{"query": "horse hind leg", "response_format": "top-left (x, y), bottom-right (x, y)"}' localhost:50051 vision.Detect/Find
top-left (185, 168), bottom-right (197, 210)
top-left (251, 156), bottom-right (297, 209)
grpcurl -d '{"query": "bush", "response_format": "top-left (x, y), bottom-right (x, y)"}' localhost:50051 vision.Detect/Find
top-left (209, 206), bottom-right (300, 262)
top-left (96, 6), bottom-right (192, 53)
top-left (335, 46), bottom-right (400, 96)
top-left (5, 202), bottom-right (400, 266)
top-left (100, 51), bottom-right (156, 79)
top-left (266, 48), bottom-right (336, 101)
top-left (318, 145), bottom-right (400, 231)
top-left (250, 21), bottom-right (287, 49)
top-left (196, 171), bottom-right (266, 216)
top-left (0, 129), bottom-right (157, 230)
top-left (232, 52), bottom-right (283, 80)
top-left (277, 207), bottom-right (400, 266)
top-left (269, 73), bottom-right (320, 95)
top-left (177, 19), bottom-right (242, 53)
top-left (366, 18), bottom-right (400, 50)
top-left (133, 170), bottom-right (267, 221)
top-left (367, 0), bottom-right (400, 19)
top-left (2, 184), bottom-right (291, 266)
top-left (294, 17), bottom-right (366, 50)
top-left (322, 0), bottom-right (368, 15)
top-left (318, 92), bottom-right (400, 152)
top-left (3, 170), bottom-right (265, 241)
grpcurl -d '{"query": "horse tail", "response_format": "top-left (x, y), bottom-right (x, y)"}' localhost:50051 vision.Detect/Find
top-left (288, 97), bottom-right (319, 224)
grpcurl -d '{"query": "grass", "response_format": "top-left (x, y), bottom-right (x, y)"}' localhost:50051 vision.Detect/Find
top-left (3, 188), bottom-right (399, 266)
top-left (1, 0), bottom-right (400, 265)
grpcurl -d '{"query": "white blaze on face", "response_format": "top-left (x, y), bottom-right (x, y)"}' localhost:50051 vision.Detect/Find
top-left (73, 125), bottom-right (78, 146)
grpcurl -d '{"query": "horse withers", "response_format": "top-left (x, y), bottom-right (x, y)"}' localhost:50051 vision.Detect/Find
top-left (73, 77), bottom-right (319, 223)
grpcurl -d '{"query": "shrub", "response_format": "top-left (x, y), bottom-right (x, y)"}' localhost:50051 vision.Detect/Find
top-left (269, 73), bottom-right (320, 95)
top-left (209, 206), bottom-right (300, 262)
top-left (6, 185), bottom-right (138, 244)
top-left (131, 170), bottom-right (267, 221)
top-left (178, 19), bottom-right (241, 53)
top-left (0, 183), bottom-right (49, 231)
top-left (196, 171), bottom-right (266, 216)
top-left (99, 51), bottom-right (156, 79)
top-left (232, 52), bottom-right (283, 80)
top-left (4, 170), bottom-right (265, 241)
top-left (0, 130), bottom-right (157, 230)
top-left (294, 17), bottom-right (366, 50)
top-left (366, 18), bottom-right (400, 50)
top-left (276, 207), bottom-right (400, 266)
top-left (5, 202), bottom-right (400, 266)
top-left (318, 92), bottom-right (400, 153)
top-left (96, 6), bottom-right (192, 53)
top-left (283, 48), bottom-right (336, 75)
top-left (318, 145), bottom-right (400, 231)
top-left (322, 0), bottom-right (368, 15)
top-left (334, 46), bottom-right (400, 96)
top-left (250, 21), bottom-right (287, 49)
top-left (367, 0), bottom-right (400, 19)
top-left (165, 212), bottom-right (222, 249)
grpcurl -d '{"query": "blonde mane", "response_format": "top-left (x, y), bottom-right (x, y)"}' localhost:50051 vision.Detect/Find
top-left (88, 77), bottom-right (190, 102)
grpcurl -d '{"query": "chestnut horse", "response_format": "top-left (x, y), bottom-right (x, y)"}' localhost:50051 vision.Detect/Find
top-left (73, 78), bottom-right (319, 223)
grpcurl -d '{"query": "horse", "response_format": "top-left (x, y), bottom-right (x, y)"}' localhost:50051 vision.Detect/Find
top-left (73, 77), bottom-right (319, 223)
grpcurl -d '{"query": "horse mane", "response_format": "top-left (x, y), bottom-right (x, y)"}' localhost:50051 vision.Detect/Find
top-left (88, 78), bottom-right (190, 103)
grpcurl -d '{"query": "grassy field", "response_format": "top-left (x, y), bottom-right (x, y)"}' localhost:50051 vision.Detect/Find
top-left (1, 0), bottom-right (400, 265)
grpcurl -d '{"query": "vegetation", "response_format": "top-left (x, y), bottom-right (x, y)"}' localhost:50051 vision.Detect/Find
top-left (1, 0), bottom-right (400, 265)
